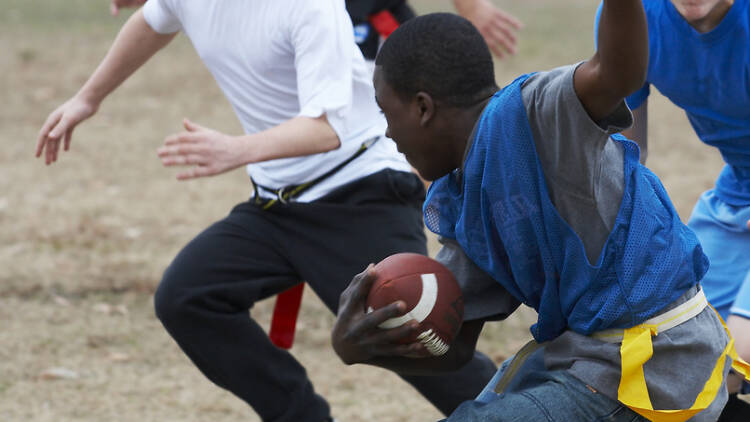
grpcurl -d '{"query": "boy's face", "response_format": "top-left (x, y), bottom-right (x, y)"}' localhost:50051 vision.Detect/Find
top-left (373, 66), bottom-right (455, 181)
top-left (670, 0), bottom-right (733, 24)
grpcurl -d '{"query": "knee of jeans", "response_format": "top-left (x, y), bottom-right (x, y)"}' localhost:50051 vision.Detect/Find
top-left (154, 263), bottom-right (196, 327)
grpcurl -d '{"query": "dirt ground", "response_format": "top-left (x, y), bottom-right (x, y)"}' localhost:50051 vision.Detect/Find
top-left (0, 0), bottom-right (737, 421)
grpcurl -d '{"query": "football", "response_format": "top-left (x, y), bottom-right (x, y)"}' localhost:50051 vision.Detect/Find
top-left (366, 253), bottom-right (464, 356)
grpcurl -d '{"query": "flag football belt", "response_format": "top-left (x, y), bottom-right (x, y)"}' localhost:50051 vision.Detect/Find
top-left (494, 288), bottom-right (750, 422)
top-left (250, 136), bottom-right (380, 211)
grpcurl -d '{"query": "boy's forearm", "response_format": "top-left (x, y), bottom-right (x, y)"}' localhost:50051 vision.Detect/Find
top-left (595, 0), bottom-right (648, 97)
top-left (78, 9), bottom-right (176, 106)
top-left (234, 115), bottom-right (341, 165)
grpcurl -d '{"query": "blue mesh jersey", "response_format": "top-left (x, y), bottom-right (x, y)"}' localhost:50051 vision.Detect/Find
top-left (596, 0), bottom-right (750, 205)
top-left (423, 74), bottom-right (708, 342)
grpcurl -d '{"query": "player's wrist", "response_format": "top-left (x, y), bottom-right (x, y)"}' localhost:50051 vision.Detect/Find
top-left (74, 89), bottom-right (104, 111)
top-left (232, 134), bottom-right (262, 166)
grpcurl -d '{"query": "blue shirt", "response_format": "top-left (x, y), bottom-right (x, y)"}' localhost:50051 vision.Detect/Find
top-left (596, 0), bottom-right (750, 205)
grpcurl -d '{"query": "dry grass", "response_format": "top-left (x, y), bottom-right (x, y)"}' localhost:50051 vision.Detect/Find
top-left (0, 0), bottom-right (733, 421)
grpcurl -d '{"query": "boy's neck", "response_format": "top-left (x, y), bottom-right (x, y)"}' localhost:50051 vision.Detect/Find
top-left (451, 95), bottom-right (495, 169)
top-left (673, 0), bottom-right (734, 33)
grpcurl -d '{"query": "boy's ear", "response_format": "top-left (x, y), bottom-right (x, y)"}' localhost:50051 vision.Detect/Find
top-left (415, 92), bottom-right (435, 127)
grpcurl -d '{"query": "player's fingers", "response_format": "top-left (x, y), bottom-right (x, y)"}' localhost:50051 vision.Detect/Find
top-left (44, 138), bottom-right (53, 164)
top-left (52, 138), bottom-right (59, 162)
top-left (45, 138), bottom-right (59, 165)
top-left (176, 165), bottom-right (214, 181)
top-left (496, 10), bottom-right (523, 30)
top-left (362, 320), bottom-right (420, 345)
top-left (488, 24), bottom-right (518, 56)
top-left (46, 137), bottom-right (56, 164)
top-left (36, 138), bottom-right (47, 160)
top-left (157, 143), bottom-right (204, 158)
top-left (110, 2), bottom-right (119, 16)
top-left (183, 118), bottom-right (207, 132)
top-left (163, 133), bottom-right (180, 146)
top-left (370, 341), bottom-right (427, 358)
top-left (37, 112), bottom-right (63, 157)
top-left (161, 153), bottom-right (207, 167)
top-left (492, 17), bottom-right (518, 44)
top-left (353, 301), bottom-right (408, 333)
top-left (488, 42), bottom-right (506, 60)
top-left (338, 265), bottom-right (378, 319)
top-left (403, 345), bottom-right (433, 359)
top-left (163, 132), bottom-right (200, 146)
top-left (48, 116), bottom-right (72, 141)
top-left (350, 265), bottom-right (379, 302)
top-left (47, 118), bottom-right (72, 162)
top-left (52, 128), bottom-right (66, 162)
top-left (341, 264), bottom-right (375, 304)
top-left (36, 134), bottom-right (49, 159)
top-left (63, 127), bottom-right (73, 151)
top-left (156, 145), bottom-right (173, 157)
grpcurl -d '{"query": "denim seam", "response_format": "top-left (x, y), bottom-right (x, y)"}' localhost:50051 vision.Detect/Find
top-left (519, 391), bottom-right (555, 421)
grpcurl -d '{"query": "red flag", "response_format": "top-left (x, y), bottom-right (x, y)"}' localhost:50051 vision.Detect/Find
top-left (369, 10), bottom-right (400, 38)
top-left (269, 283), bottom-right (305, 349)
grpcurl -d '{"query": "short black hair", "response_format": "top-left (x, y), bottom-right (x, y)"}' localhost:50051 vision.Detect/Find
top-left (375, 13), bottom-right (498, 108)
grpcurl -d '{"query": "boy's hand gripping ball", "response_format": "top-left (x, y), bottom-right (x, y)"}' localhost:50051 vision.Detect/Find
top-left (366, 253), bottom-right (464, 356)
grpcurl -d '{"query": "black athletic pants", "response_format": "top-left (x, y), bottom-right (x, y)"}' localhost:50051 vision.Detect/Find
top-left (154, 169), bottom-right (497, 421)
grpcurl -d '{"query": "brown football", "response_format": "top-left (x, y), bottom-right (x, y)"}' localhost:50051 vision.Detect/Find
top-left (366, 253), bottom-right (464, 356)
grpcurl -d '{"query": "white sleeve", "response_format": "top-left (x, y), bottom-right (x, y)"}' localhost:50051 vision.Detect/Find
top-left (289, 0), bottom-right (355, 140)
top-left (142, 0), bottom-right (182, 34)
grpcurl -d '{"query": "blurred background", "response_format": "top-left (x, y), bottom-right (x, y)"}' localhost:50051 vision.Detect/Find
top-left (0, 0), bottom-right (724, 420)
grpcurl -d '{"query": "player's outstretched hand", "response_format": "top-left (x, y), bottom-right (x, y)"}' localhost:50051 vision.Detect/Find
top-left (110, 0), bottom-right (147, 16)
top-left (158, 118), bottom-right (245, 180)
top-left (332, 265), bottom-right (428, 365)
top-left (36, 97), bottom-right (98, 165)
top-left (454, 0), bottom-right (523, 59)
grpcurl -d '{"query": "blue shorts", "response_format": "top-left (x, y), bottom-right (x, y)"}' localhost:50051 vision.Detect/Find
top-left (688, 189), bottom-right (750, 320)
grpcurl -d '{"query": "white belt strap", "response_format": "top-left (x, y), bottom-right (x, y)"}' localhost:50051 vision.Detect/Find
top-left (591, 289), bottom-right (707, 343)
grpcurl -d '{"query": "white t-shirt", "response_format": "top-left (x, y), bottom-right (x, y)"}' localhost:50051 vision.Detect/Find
top-left (143, 0), bottom-right (410, 201)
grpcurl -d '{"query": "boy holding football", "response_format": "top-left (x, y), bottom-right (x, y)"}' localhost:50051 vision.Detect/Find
top-left (332, 2), bottom-right (749, 420)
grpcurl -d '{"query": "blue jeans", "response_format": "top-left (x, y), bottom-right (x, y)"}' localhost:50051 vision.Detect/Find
top-left (443, 349), bottom-right (648, 422)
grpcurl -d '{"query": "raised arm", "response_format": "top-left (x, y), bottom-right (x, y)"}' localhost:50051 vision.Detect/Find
top-left (574, 0), bottom-right (648, 123)
top-left (36, 9), bottom-right (176, 165)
